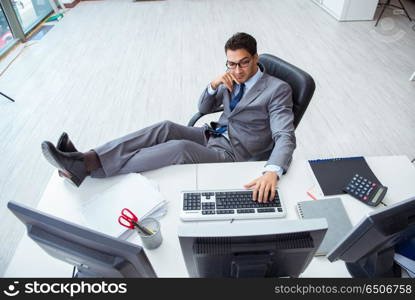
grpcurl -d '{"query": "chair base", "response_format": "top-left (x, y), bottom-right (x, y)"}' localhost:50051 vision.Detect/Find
top-left (0, 92), bottom-right (15, 102)
top-left (375, 0), bottom-right (413, 26)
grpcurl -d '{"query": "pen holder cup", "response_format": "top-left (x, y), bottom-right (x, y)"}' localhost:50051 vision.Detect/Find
top-left (137, 218), bottom-right (162, 250)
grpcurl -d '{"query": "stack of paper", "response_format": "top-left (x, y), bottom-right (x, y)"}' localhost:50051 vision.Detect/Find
top-left (78, 173), bottom-right (168, 238)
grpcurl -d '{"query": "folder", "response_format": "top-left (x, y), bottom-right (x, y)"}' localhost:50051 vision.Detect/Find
top-left (308, 156), bottom-right (381, 196)
top-left (297, 198), bottom-right (353, 256)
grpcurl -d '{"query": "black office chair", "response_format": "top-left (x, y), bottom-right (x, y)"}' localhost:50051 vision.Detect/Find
top-left (188, 53), bottom-right (316, 130)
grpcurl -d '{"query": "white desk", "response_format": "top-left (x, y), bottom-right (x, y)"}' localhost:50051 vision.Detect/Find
top-left (4, 163), bottom-right (196, 278)
top-left (197, 156), bottom-right (415, 277)
top-left (5, 156), bottom-right (415, 277)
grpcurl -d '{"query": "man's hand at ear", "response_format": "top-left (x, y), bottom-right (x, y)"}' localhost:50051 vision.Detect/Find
top-left (244, 171), bottom-right (279, 203)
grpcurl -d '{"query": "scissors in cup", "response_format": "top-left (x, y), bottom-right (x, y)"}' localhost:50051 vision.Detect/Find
top-left (118, 208), bottom-right (154, 236)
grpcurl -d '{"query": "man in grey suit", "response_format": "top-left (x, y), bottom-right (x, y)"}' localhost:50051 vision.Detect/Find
top-left (41, 32), bottom-right (295, 203)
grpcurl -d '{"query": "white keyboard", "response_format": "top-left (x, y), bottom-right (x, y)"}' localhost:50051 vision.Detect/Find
top-left (180, 189), bottom-right (286, 221)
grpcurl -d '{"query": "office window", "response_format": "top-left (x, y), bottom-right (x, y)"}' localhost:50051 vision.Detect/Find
top-left (0, 6), bottom-right (13, 51)
top-left (12, 0), bottom-right (52, 33)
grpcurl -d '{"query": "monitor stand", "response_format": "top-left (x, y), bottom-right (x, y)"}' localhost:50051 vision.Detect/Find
top-left (230, 253), bottom-right (273, 278)
top-left (73, 268), bottom-right (95, 278)
top-left (345, 247), bottom-right (401, 278)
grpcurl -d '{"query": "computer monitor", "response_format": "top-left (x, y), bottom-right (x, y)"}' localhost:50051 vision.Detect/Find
top-left (178, 218), bottom-right (328, 278)
top-left (327, 196), bottom-right (415, 278)
top-left (8, 201), bottom-right (157, 278)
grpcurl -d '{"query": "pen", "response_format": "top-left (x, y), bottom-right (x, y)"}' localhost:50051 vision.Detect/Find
top-left (131, 220), bottom-right (155, 236)
top-left (307, 191), bottom-right (317, 201)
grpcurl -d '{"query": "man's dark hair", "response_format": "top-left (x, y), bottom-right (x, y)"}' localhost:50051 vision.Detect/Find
top-left (225, 32), bottom-right (257, 56)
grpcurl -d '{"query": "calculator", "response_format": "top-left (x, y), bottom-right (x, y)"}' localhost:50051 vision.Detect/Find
top-left (343, 174), bottom-right (388, 207)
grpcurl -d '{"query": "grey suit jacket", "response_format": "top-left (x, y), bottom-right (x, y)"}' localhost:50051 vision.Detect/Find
top-left (198, 70), bottom-right (296, 173)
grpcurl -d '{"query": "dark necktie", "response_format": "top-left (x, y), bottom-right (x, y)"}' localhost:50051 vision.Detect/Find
top-left (229, 83), bottom-right (245, 111)
top-left (207, 83), bottom-right (246, 137)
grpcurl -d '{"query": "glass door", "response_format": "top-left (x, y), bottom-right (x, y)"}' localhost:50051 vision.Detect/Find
top-left (0, 5), bottom-right (13, 51)
top-left (11, 0), bottom-right (53, 33)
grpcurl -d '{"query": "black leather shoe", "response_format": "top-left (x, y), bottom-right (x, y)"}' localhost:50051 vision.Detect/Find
top-left (56, 132), bottom-right (80, 181)
top-left (41, 141), bottom-right (87, 187)
top-left (57, 132), bottom-right (78, 152)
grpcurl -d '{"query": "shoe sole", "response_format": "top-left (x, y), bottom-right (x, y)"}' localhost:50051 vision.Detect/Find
top-left (41, 141), bottom-right (82, 187)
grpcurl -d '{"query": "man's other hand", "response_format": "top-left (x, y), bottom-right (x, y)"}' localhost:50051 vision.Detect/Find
top-left (243, 172), bottom-right (279, 203)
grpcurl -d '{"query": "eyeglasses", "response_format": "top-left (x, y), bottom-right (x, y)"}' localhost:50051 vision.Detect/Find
top-left (226, 57), bottom-right (252, 69)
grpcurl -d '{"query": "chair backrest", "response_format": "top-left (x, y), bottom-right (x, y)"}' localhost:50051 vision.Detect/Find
top-left (259, 54), bottom-right (315, 129)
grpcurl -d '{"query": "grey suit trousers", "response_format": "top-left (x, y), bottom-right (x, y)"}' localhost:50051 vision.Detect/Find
top-left (90, 120), bottom-right (236, 178)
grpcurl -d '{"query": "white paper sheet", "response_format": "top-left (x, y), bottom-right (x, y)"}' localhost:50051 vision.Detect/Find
top-left (78, 173), bottom-right (167, 237)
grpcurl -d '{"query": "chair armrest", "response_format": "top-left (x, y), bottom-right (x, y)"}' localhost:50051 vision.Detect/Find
top-left (187, 106), bottom-right (224, 127)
